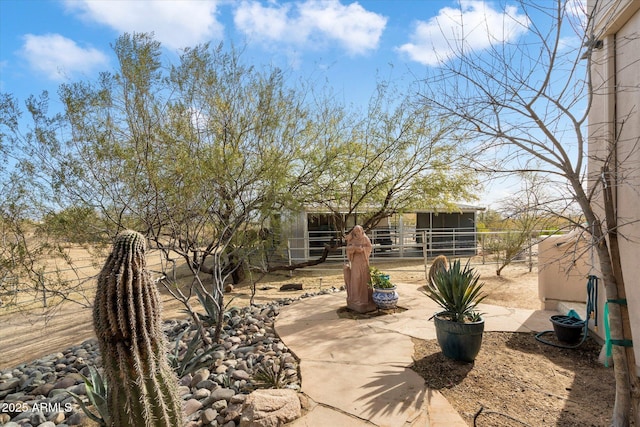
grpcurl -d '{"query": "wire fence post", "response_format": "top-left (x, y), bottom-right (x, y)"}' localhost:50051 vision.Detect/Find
top-left (422, 231), bottom-right (428, 280)
top-left (528, 233), bottom-right (533, 272)
top-left (287, 239), bottom-right (293, 277)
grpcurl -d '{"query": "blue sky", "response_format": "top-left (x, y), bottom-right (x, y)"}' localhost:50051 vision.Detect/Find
top-left (0, 0), bottom-right (577, 205)
top-left (0, 1), bottom-right (534, 107)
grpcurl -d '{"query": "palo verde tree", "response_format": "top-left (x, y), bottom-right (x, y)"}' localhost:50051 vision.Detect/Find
top-left (416, 0), bottom-right (639, 424)
top-left (0, 94), bottom-right (96, 314)
top-left (3, 33), bottom-right (338, 342)
top-left (3, 32), bottom-right (479, 342)
top-left (56, 34), bottom-right (327, 342)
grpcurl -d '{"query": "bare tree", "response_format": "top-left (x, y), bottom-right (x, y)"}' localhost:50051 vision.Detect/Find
top-left (489, 172), bottom-right (574, 276)
top-left (416, 0), bottom-right (639, 424)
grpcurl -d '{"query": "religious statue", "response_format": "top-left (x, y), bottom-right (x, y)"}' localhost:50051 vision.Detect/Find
top-left (343, 225), bottom-right (376, 313)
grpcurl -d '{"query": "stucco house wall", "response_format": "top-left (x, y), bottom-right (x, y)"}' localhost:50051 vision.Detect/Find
top-left (588, 0), bottom-right (640, 373)
top-left (538, 233), bottom-right (607, 342)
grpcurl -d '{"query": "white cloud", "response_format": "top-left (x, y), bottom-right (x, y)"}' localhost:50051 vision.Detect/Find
top-left (565, 0), bottom-right (586, 18)
top-left (234, 0), bottom-right (387, 55)
top-left (64, 0), bottom-right (224, 50)
top-left (397, 0), bottom-right (530, 66)
top-left (20, 34), bottom-right (109, 81)
top-left (234, 1), bottom-right (292, 41)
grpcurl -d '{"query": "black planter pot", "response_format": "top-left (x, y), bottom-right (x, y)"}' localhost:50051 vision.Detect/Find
top-left (550, 315), bottom-right (585, 343)
top-left (434, 314), bottom-right (485, 362)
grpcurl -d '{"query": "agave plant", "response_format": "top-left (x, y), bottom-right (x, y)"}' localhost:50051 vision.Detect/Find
top-left (168, 328), bottom-right (224, 377)
top-left (67, 366), bottom-right (109, 426)
top-left (425, 259), bottom-right (487, 323)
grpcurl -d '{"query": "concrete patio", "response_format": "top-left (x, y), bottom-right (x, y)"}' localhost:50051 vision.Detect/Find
top-left (274, 284), bottom-right (560, 426)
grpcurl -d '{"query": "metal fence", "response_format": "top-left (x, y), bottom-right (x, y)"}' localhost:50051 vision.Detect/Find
top-left (294, 228), bottom-right (560, 263)
top-left (0, 257), bottom-right (166, 313)
top-left (1, 229), bottom-right (560, 312)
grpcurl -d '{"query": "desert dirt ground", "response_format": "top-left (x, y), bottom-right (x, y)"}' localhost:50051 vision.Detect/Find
top-left (0, 256), bottom-right (616, 426)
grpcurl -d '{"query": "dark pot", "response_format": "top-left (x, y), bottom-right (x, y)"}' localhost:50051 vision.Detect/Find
top-left (550, 315), bottom-right (585, 343)
top-left (434, 314), bottom-right (484, 362)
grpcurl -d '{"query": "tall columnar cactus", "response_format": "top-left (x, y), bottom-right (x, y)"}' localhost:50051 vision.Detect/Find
top-left (93, 230), bottom-right (184, 427)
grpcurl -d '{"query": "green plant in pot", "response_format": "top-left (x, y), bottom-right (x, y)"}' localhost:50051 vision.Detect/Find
top-left (424, 259), bottom-right (487, 362)
top-left (369, 266), bottom-right (399, 309)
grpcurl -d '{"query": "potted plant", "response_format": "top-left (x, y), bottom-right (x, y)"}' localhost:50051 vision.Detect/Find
top-left (424, 259), bottom-right (487, 362)
top-left (369, 266), bottom-right (399, 309)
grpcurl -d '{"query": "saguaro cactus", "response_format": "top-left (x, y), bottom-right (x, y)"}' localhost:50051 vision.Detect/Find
top-left (93, 230), bottom-right (184, 427)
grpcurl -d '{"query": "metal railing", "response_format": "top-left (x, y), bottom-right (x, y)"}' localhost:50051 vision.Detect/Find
top-left (288, 228), bottom-right (563, 263)
top-left (292, 227), bottom-right (479, 262)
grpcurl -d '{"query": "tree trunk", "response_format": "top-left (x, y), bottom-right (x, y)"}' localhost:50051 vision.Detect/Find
top-left (594, 239), bottom-right (632, 426)
top-left (603, 168), bottom-right (640, 424)
top-left (570, 172), bottom-right (632, 426)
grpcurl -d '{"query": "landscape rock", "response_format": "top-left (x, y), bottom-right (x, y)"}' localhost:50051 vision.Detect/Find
top-left (191, 369), bottom-right (211, 388)
top-left (32, 383), bottom-right (54, 397)
top-left (239, 389), bottom-right (301, 427)
top-left (47, 412), bottom-right (66, 424)
top-left (0, 378), bottom-right (20, 391)
top-left (201, 408), bottom-right (218, 424)
top-left (184, 398), bottom-right (204, 416)
top-left (231, 370), bottom-right (250, 381)
top-left (0, 292), bottom-right (344, 426)
top-left (65, 412), bottom-right (87, 425)
top-left (193, 388), bottom-right (211, 399)
top-left (210, 388), bottom-right (236, 402)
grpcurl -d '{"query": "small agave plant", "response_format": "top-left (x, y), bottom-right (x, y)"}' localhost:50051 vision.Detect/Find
top-left (425, 259), bottom-right (487, 323)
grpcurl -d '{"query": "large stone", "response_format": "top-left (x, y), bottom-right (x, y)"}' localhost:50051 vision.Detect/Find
top-left (239, 389), bottom-right (301, 427)
top-left (47, 411), bottom-right (66, 424)
top-left (190, 369), bottom-right (210, 388)
top-left (32, 383), bottom-right (55, 397)
top-left (201, 408), bottom-right (218, 425)
top-left (52, 374), bottom-right (82, 390)
top-left (193, 388), bottom-right (211, 399)
top-left (231, 369), bottom-right (250, 381)
top-left (184, 398), bottom-right (203, 416)
top-left (0, 378), bottom-right (20, 391)
top-left (210, 388), bottom-right (235, 401)
top-left (66, 411), bottom-right (88, 426)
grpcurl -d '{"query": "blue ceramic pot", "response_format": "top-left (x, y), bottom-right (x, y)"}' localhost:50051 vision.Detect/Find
top-left (372, 285), bottom-right (399, 309)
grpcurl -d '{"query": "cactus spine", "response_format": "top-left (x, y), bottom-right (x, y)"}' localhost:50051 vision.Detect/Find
top-left (93, 230), bottom-right (184, 427)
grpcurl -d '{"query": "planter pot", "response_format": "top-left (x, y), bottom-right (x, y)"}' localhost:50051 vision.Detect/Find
top-left (550, 315), bottom-right (585, 343)
top-left (434, 314), bottom-right (485, 362)
top-left (372, 286), bottom-right (399, 309)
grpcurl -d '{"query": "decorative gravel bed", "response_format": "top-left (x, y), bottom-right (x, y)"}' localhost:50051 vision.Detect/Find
top-left (0, 288), bottom-right (343, 427)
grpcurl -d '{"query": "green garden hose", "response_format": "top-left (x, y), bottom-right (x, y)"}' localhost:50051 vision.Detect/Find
top-left (535, 275), bottom-right (598, 349)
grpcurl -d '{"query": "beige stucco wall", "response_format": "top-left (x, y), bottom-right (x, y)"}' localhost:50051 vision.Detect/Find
top-left (588, 0), bottom-right (640, 372)
top-left (538, 233), bottom-right (591, 308)
top-left (538, 233), bottom-right (606, 341)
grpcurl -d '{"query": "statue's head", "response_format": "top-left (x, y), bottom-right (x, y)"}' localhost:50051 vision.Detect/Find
top-left (351, 225), bottom-right (364, 238)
